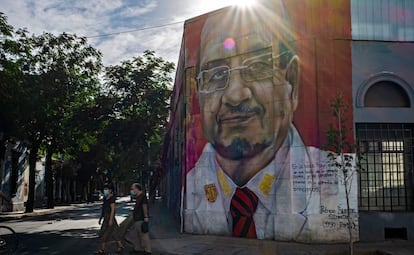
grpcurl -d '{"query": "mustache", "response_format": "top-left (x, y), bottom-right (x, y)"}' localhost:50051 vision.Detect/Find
top-left (218, 104), bottom-right (263, 119)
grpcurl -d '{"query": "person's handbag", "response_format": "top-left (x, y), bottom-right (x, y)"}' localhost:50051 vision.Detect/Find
top-left (97, 222), bottom-right (107, 237)
top-left (141, 221), bottom-right (149, 233)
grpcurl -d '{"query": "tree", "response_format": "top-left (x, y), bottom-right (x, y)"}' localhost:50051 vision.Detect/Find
top-left (33, 32), bottom-right (102, 209)
top-left (0, 13), bottom-right (26, 147)
top-left (0, 15), bottom-right (34, 193)
top-left (100, 50), bottom-right (174, 185)
top-left (1, 11), bottom-right (172, 210)
top-left (0, 12), bottom-right (15, 161)
top-left (1, 21), bottom-right (103, 211)
top-left (324, 93), bottom-right (361, 255)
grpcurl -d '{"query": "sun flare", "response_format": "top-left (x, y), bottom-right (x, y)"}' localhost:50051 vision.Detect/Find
top-left (229, 0), bottom-right (256, 7)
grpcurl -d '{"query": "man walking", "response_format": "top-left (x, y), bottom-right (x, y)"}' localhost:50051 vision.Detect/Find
top-left (126, 183), bottom-right (151, 255)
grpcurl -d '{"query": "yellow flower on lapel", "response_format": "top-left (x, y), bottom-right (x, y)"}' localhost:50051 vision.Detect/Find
top-left (217, 169), bottom-right (231, 197)
top-left (259, 173), bottom-right (275, 195)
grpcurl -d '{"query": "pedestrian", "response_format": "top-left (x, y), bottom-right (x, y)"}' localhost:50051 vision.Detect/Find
top-left (0, 191), bottom-right (12, 205)
top-left (95, 183), bottom-right (124, 254)
top-left (125, 183), bottom-right (151, 255)
top-left (0, 191), bottom-right (12, 212)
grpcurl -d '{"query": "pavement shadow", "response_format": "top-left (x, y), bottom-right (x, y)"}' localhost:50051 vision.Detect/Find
top-left (1, 201), bottom-right (131, 223)
top-left (16, 228), bottom-right (103, 255)
top-left (147, 199), bottom-right (181, 240)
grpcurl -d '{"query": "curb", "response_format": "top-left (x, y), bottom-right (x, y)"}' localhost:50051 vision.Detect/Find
top-left (0, 202), bottom-right (98, 221)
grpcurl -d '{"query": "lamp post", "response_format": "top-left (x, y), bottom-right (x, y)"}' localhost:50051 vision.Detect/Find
top-left (147, 141), bottom-right (151, 198)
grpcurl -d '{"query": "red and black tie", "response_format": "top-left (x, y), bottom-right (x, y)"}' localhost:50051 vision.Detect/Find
top-left (230, 187), bottom-right (258, 238)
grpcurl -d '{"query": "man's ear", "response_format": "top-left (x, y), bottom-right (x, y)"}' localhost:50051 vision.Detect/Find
top-left (285, 55), bottom-right (300, 111)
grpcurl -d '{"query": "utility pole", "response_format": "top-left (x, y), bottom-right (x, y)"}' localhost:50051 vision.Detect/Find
top-left (147, 141), bottom-right (151, 198)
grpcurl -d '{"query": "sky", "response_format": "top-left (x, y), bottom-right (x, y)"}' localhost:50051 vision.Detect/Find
top-left (1, 0), bottom-right (250, 68)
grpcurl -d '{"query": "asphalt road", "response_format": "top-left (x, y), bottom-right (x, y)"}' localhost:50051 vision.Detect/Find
top-left (1, 197), bottom-right (133, 255)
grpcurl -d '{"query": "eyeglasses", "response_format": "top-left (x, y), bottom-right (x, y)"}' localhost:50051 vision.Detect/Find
top-left (197, 50), bottom-right (291, 94)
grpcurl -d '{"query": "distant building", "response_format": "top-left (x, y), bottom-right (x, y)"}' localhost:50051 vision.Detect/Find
top-left (0, 141), bottom-right (30, 212)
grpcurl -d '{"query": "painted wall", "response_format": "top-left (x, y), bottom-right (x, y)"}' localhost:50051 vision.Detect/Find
top-left (166, 0), bottom-right (358, 242)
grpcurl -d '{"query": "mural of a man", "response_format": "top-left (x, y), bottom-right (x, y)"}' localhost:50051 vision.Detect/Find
top-left (185, 1), bottom-right (357, 242)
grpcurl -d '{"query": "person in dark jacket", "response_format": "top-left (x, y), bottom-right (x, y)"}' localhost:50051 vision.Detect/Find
top-left (126, 183), bottom-right (151, 255)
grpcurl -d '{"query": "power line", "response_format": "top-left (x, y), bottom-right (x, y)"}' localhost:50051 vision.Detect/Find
top-left (86, 20), bottom-right (185, 39)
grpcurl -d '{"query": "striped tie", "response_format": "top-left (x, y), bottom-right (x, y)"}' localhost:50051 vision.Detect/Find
top-left (230, 187), bottom-right (258, 238)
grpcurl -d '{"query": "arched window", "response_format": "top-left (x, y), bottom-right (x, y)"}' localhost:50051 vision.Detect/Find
top-left (364, 81), bottom-right (410, 107)
top-left (356, 72), bottom-right (413, 108)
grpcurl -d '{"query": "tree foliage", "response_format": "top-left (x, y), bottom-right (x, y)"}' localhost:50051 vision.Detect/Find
top-left (1, 12), bottom-right (174, 211)
top-left (100, 50), bottom-right (174, 182)
top-left (1, 14), bottom-right (103, 211)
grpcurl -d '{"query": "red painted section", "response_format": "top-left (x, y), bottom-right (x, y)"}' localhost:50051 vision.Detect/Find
top-left (171, 0), bottom-right (354, 175)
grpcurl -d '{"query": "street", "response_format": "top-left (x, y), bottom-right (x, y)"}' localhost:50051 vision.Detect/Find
top-left (1, 197), bottom-right (132, 254)
top-left (2, 198), bottom-right (414, 255)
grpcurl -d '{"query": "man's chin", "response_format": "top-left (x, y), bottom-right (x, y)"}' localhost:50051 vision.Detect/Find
top-left (212, 138), bottom-right (267, 160)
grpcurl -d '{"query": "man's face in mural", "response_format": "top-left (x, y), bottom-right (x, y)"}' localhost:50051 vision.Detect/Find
top-left (198, 11), bottom-right (299, 160)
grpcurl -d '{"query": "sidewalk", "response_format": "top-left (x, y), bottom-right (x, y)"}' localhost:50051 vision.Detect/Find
top-left (0, 202), bottom-right (98, 222)
top-left (148, 200), bottom-right (414, 255)
top-left (1, 198), bottom-right (413, 255)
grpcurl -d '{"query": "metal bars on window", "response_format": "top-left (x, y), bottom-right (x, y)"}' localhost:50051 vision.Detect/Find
top-left (356, 123), bottom-right (414, 211)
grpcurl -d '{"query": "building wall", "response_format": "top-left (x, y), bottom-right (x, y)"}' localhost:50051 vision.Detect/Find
top-left (351, 0), bottom-right (414, 241)
top-left (0, 142), bottom-right (29, 212)
top-left (360, 212), bottom-right (414, 240)
top-left (0, 141), bottom-right (49, 212)
top-left (351, 0), bottom-right (414, 42)
top-left (352, 42), bottom-right (414, 123)
top-left (352, 41), bottom-right (414, 241)
top-left (165, 0), bottom-right (360, 242)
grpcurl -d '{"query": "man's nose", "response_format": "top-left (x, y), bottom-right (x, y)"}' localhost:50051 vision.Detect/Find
top-left (221, 70), bottom-right (252, 106)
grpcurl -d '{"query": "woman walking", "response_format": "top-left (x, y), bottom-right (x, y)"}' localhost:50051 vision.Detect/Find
top-left (94, 183), bottom-right (124, 254)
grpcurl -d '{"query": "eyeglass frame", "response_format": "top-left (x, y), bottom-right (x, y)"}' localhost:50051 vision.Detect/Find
top-left (196, 49), bottom-right (292, 94)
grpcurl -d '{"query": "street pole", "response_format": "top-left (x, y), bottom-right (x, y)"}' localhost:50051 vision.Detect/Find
top-left (147, 141), bottom-right (150, 198)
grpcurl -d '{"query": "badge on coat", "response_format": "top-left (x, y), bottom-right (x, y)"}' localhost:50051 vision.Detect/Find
top-left (204, 183), bottom-right (218, 203)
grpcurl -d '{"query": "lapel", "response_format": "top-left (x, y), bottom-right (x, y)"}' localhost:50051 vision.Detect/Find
top-left (273, 126), bottom-right (310, 240)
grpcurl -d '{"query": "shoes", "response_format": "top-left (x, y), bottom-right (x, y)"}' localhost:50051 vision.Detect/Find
top-left (93, 249), bottom-right (105, 254)
top-left (116, 246), bottom-right (124, 254)
top-left (129, 251), bottom-right (151, 255)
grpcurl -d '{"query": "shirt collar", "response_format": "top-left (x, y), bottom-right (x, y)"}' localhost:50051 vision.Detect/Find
top-left (216, 160), bottom-right (284, 212)
top-left (214, 131), bottom-right (292, 212)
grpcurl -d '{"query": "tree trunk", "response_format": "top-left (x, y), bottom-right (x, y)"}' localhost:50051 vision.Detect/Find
top-left (45, 146), bottom-right (54, 209)
top-left (0, 140), bottom-right (6, 186)
top-left (25, 142), bottom-right (40, 213)
top-left (344, 177), bottom-right (354, 255)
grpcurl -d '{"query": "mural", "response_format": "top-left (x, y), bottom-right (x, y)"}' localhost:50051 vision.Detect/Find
top-left (177, 0), bottom-right (358, 242)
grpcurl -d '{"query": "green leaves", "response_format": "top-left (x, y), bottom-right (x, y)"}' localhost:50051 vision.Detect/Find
top-left (1, 11), bottom-right (174, 191)
top-left (324, 92), bottom-right (360, 254)
top-left (100, 50), bottom-right (174, 180)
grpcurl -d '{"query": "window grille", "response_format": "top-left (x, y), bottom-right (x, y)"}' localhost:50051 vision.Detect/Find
top-left (356, 123), bottom-right (414, 211)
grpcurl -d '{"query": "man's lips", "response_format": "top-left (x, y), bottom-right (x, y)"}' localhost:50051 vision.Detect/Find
top-left (219, 112), bottom-right (257, 124)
